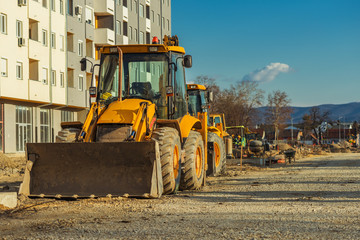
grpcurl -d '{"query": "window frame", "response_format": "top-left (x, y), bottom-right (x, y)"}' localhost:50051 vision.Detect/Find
top-left (78, 75), bottom-right (84, 91)
top-left (16, 20), bottom-right (23, 38)
top-left (42, 29), bottom-right (48, 46)
top-left (78, 40), bottom-right (83, 57)
top-left (16, 61), bottom-right (23, 80)
top-left (51, 32), bottom-right (56, 49)
top-left (51, 70), bottom-right (56, 86)
top-left (60, 72), bottom-right (65, 87)
top-left (0, 13), bottom-right (7, 34)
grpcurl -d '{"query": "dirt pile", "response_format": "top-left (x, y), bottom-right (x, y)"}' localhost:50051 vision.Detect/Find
top-left (0, 154), bottom-right (25, 176)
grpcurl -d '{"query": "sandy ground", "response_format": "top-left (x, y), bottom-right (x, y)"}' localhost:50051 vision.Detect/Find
top-left (0, 153), bottom-right (359, 239)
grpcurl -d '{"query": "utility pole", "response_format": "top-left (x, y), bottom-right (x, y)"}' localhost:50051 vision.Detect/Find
top-left (291, 118), bottom-right (293, 141)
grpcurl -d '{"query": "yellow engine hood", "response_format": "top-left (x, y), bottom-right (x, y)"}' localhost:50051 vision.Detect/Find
top-left (97, 98), bottom-right (152, 124)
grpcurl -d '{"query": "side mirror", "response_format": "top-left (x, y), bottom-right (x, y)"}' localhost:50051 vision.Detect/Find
top-left (184, 55), bottom-right (192, 68)
top-left (208, 91), bottom-right (214, 103)
top-left (80, 58), bottom-right (87, 71)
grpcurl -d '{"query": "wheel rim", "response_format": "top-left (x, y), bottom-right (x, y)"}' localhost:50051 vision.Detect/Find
top-left (214, 142), bottom-right (221, 168)
top-left (195, 146), bottom-right (202, 178)
top-left (173, 145), bottom-right (179, 179)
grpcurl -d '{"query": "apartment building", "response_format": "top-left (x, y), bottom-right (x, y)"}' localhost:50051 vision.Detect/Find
top-left (0, 0), bottom-right (171, 153)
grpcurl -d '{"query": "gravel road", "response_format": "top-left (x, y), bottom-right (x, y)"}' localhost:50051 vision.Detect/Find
top-left (1, 153), bottom-right (359, 239)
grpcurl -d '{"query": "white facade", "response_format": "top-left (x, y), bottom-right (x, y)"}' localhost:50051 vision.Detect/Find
top-left (0, 0), bottom-right (171, 153)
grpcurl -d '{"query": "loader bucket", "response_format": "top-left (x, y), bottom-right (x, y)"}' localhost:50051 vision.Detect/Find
top-left (19, 141), bottom-right (163, 198)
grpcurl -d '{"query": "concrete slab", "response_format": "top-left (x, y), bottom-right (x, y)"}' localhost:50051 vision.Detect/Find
top-left (0, 192), bottom-right (18, 209)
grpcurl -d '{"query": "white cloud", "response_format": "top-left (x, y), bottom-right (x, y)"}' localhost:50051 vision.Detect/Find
top-left (242, 63), bottom-right (292, 82)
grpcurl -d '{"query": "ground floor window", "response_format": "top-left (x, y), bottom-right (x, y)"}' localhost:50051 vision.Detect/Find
top-left (16, 106), bottom-right (32, 152)
top-left (40, 109), bottom-right (50, 143)
top-left (61, 110), bottom-right (74, 122)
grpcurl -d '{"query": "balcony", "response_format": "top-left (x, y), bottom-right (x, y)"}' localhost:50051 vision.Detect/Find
top-left (94, 28), bottom-right (115, 45)
top-left (29, 39), bottom-right (43, 60)
top-left (94, 0), bottom-right (114, 16)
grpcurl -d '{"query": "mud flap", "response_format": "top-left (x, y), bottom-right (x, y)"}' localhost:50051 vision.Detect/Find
top-left (19, 141), bottom-right (163, 198)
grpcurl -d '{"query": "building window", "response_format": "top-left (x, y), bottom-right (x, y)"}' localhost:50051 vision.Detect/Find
top-left (51, 70), bottom-right (56, 85)
top-left (78, 40), bottom-right (83, 56)
top-left (134, 28), bottom-right (138, 42)
top-left (0, 13), bottom-right (7, 34)
top-left (139, 4), bottom-right (144, 18)
top-left (61, 111), bottom-right (74, 122)
top-left (16, 106), bottom-right (32, 152)
top-left (42, 67), bottom-right (48, 84)
top-left (162, 17), bottom-right (164, 29)
top-left (129, 0), bottom-right (132, 10)
top-left (157, 14), bottom-right (160, 26)
top-left (51, 32), bottom-right (56, 49)
top-left (60, 0), bottom-right (64, 14)
top-left (123, 0), bottom-right (127, 7)
top-left (146, 5), bottom-right (150, 19)
top-left (16, 20), bottom-right (23, 38)
top-left (123, 21), bottom-right (128, 36)
top-left (16, 62), bottom-right (23, 80)
top-left (60, 35), bottom-right (64, 51)
top-left (0, 58), bottom-right (7, 77)
top-left (139, 31), bottom-right (144, 44)
top-left (129, 26), bottom-right (132, 40)
top-left (78, 75), bottom-right (83, 91)
top-left (151, 10), bottom-right (154, 22)
top-left (116, 20), bottom-right (121, 35)
top-left (146, 32), bottom-right (150, 44)
top-left (167, 19), bottom-right (170, 31)
top-left (42, 0), bottom-right (48, 8)
top-left (40, 109), bottom-right (50, 143)
top-left (51, 0), bottom-right (55, 11)
top-left (67, 0), bottom-right (73, 16)
top-left (60, 72), bottom-right (64, 87)
top-left (116, 0), bottom-right (121, 6)
top-left (85, 7), bottom-right (93, 25)
top-left (42, 29), bottom-right (48, 46)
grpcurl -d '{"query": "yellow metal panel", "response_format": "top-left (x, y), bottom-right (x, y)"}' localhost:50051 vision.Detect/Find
top-left (179, 115), bottom-right (202, 139)
top-left (97, 99), bottom-right (152, 124)
top-left (187, 84), bottom-right (206, 91)
top-left (100, 45), bottom-right (185, 54)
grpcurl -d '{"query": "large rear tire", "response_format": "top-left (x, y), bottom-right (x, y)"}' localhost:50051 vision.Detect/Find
top-left (180, 131), bottom-right (205, 190)
top-left (152, 127), bottom-right (181, 194)
top-left (55, 128), bottom-right (80, 143)
top-left (207, 132), bottom-right (226, 176)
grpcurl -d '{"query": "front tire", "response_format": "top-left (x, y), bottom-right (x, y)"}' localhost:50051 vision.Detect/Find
top-left (207, 132), bottom-right (226, 176)
top-left (152, 127), bottom-right (181, 194)
top-left (180, 131), bottom-right (205, 190)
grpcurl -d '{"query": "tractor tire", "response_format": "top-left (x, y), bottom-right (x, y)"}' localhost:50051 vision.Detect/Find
top-left (55, 128), bottom-right (80, 143)
top-left (207, 132), bottom-right (226, 176)
top-left (180, 131), bottom-right (205, 190)
top-left (152, 127), bottom-right (181, 194)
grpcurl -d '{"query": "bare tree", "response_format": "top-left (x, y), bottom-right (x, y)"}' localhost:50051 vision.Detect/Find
top-left (213, 80), bottom-right (264, 127)
top-left (303, 107), bottom-right (330, 144)
top-left (265, 90), bottom-right (292, 143)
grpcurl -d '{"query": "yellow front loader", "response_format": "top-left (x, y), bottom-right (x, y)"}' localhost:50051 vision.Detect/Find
top-left (19, 36), bottom-right (208, 199)
top-left (187, 84), bottom-right (230, 176)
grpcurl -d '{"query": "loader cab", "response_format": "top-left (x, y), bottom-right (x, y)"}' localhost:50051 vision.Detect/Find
top-left (187, 84), bottom-right (208, 117)
top-left (96, 40), bottom-right (191, 120)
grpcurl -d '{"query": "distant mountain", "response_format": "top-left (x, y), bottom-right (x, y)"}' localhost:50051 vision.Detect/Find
top-left (257, 102), bottom-right (360, 124)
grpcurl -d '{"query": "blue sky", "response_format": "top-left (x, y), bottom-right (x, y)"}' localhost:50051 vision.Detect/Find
top-left (171, 0), bottom-right (360, 107)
